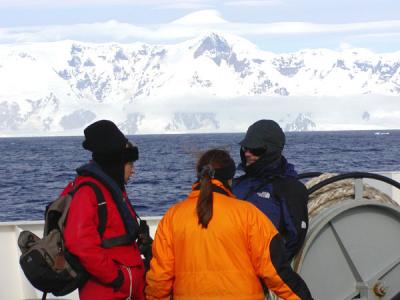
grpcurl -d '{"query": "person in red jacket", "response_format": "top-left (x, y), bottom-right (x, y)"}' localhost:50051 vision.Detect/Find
top-left (63, 120), bottom-right (145, 300)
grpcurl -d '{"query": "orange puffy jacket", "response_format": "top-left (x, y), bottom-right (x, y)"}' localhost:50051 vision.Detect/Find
top-left (146, 179), bottom-right (312, 300)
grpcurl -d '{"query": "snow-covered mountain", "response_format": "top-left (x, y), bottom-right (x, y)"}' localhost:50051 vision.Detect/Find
top-left (283, 113), bottom-right (316, 132)
top-left (0, 32), bottom-right (399, 136)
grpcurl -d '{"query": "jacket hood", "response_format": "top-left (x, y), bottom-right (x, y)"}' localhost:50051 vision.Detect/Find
top-left (239, 156), bottom-right (297, 179)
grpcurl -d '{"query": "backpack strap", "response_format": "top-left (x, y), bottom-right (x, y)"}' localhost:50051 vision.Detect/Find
top-left (72, 181), bottom-right (107, 237)
top-left (71, 181), bottom-right (136, 248)
top-left (101, 235), bottom-right (133, 248)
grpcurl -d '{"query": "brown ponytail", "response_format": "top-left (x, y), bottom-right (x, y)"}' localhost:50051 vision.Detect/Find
top-left (196, 149), bottom-right (235, 229)
top-left (197, 171), bottom-right (213, 229)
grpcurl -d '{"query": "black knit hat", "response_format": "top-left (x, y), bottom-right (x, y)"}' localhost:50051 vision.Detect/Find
top-left (82, 120), bottom-right (139, 191)
top-left (82, 120), bottom-right (139, 163)
top-left (83, 120), bottom-right (127, 154)
top-left (239, 120), bottom-right (285, 153)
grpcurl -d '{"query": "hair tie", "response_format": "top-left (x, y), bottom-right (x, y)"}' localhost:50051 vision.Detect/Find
top-left (198, 165), bottom-right (215, 179)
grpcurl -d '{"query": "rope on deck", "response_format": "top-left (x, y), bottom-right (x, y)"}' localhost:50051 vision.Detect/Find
top-left (305, 173), bottom-right (399, 219)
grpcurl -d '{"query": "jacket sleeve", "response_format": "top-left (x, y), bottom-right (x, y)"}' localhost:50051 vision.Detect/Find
top-left (248, 207), bottom-right (313, 300)
top-left (275, 178), bottom-right (309, 261)
top-left (64, 186), bottom-right (122, 286)
top-left (280, 200), bottom-right (300, 260)
top-left (145, 209), bottom-right (175, 300)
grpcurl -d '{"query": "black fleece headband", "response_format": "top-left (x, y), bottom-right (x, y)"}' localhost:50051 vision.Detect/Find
top-left (93, 144), bottom-right (138, 164)
top-left (123, 146), bottom-right (139, 163)
top-left (214, 163), bottom-right (236, 180)
top-left (198, 161), bottom-right (236, 181)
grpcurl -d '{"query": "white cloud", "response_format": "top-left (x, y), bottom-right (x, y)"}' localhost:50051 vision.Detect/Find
top-left (373, 110), bottom-right (400, 119)
top-left (0, 21), bottom-right (153, 43)
top-left (347, 31), bottom-right (400, 40)
top-left (224, 0), bottom-right (283, 7)
top-left (0, 0), bottom-right (212, 9)
top-left (0, 0), bottom-right (285, 10)
top-left (235, 20), bottom-right (400, 35)
top-left (154, 1), bottom-right (213, 10)
top-left (171, 10), bottom-right (227, 24)
top-left (1, 10), bottom-right (400, 44)
top-left (339, 42), bottom-right (354, 50)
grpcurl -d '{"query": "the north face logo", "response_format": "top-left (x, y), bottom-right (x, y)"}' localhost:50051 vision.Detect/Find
top-left (257, 191), bottom-right (270, 198)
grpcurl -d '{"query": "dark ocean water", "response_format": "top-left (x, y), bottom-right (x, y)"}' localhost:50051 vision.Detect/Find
top-left (0, 130), bottom-right (399, 221)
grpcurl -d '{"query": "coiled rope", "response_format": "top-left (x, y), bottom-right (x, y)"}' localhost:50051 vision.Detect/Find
top-left (305, 173), bottom-right (399, 219)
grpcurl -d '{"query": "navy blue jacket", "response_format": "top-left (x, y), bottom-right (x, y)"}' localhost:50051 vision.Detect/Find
top-left (232, 156), bottom-right (308, 260)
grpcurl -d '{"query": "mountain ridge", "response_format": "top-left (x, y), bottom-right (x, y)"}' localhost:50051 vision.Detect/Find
top-left (0, 32), bottom-right (399, 136)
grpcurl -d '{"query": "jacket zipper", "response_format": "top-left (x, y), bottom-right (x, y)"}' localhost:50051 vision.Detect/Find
top-left (122, 265), bottom-right (133, 300)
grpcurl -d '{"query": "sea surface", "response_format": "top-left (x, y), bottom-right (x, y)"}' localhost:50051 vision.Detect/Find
top-left (0, 130), bottom-right (399, 221)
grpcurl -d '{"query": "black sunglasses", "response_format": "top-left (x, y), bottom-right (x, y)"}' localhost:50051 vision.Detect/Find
top-left (241, 146), bottom-right (267, 156)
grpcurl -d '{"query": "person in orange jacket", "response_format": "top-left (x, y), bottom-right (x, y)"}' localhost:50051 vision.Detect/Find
top-left (145, 149), bottom-right (313, 300)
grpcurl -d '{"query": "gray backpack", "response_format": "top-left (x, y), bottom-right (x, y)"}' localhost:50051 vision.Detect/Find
top-left (18, 181), bottom-right (106, 299)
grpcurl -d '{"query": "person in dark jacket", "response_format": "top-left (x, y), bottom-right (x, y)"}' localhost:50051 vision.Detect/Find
top-left (232, 120), bottom-right (309, 261)
top-left (63, 120), bottom-right (145, 300)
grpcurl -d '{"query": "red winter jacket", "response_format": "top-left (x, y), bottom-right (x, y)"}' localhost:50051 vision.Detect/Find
top-left (63, 175), bottom-right (145, 300)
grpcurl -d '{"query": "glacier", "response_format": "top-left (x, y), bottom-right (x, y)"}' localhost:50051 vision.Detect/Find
top-left (0, 32), bottom-right (399, 136)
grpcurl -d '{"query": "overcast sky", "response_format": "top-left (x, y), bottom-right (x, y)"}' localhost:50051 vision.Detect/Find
top-left (0, 0), bottom-right (399, 52)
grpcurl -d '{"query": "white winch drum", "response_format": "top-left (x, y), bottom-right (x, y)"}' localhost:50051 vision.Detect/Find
top-left (293, 200), bottom-right (400, 300)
